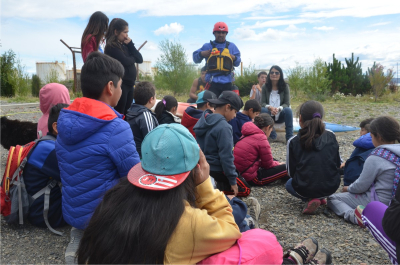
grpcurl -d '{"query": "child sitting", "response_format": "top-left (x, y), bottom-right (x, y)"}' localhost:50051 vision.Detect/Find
top-left (341, 118), bottom-right (375, 185)
top-left (194, 91), bottom-right (247, 196)
top-left (286, 100), bottom-right (341, 214)
top-left (56, 52), bottom-right (141, 230)
top-left (24, 103), bottom-right (69, 229)
top-left (228, 99), bottom-right (261, 144)
top-left (234, 113), bottom-right (288, 186)
top-left (181, 90), bottom-right (217, 137)
top-left (126, 81), bottom-right (158, 157)
top-left (155, 95), bottom-right (181, 125)
top-left (328, 116), bottom-right (400, 227)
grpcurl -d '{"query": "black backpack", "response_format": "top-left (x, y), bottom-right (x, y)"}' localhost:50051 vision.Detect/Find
top-left (343, 149), bottom-right (373, 186)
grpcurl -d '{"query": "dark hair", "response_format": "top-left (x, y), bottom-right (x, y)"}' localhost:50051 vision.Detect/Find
top-left (47, 103), bottom-right (69, 134)
top-left (81, 52), bottom-right (124, 99)
top-left (77, 172), bottom-right (197, 264)
top-left (266, 65), bottom-right (286, 94)
top-left (81, 11), bottom-right (109, 51)
top-left (360, 118), bottom-right (374, 132)
top-left (258, 71), bottom-right (267, 78)
top-left (244, 99), bottom-right (261, 112)
top-left (201, 66), bottom-right (207, 72)
top-left (155, 96), bottom-right (178, 119)
top-left (215, 103), bottom-right (233, 111)
top-left (297, 100), bottom-right (325, 151)
top-left (105, 18), bottom-right (129, 50)
top-left (133, 81), bottom-right (156, 105)
top-left (369, 116), bottom-right (400, 143)
top-left (254, 113), bottom-right (274, 129)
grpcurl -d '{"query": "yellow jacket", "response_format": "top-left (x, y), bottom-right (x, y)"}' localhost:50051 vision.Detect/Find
top-left (164, 177), bottom-right (241, 264)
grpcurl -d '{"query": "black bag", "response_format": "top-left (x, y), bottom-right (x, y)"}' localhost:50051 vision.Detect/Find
top-left (382, 187), bottom-right (400, 247)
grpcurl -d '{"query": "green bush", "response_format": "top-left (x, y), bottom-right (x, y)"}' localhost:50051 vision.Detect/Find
top-left (302, 58), bottom-right (331, 101)
top-left (235, 64), bottom-right (258, 96)
top-left (1, 50), bottom-right (17, 97)
top-left (287, 63), bottom-right (305, 97)
top-left (32, 74), bottom-right (41, 97)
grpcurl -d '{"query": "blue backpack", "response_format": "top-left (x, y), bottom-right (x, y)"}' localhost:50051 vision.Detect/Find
top-left (343, 148), bottom-right (374, 186)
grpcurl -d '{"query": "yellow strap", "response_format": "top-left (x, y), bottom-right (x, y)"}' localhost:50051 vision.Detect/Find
top-left (4, 147), bottom-right (15, 194)
top-left (17, 147), bottom-right (24, 166)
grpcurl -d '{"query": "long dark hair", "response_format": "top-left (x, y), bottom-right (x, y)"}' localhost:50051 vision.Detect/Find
top-left (105, 18), bottom-right (128, 50)
top-left (369, 116), bottom-right (400, 143)
top-left (77, 172), bottom-right (197, 264)
top-left (155, 96), bottom-right (178, 119)
top-left (81, 11), bottom-right (109, 51)
top-left (254, 113), bottom-right (274, 130)
top-left (297, 100), bottom-right (325, 151)
top-left (266, 65), bottom-right (286, 94)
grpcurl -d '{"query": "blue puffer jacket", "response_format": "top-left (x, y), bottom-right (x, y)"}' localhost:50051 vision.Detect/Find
top-left (56, 98), bottom-right (140, 229)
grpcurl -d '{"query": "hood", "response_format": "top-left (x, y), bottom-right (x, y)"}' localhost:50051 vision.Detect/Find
top-left (57, 97), bottom-right (122, 145)
top-left (235, 112), bottom-right (251, 123)
top-left (193, 109), bottom-right (226, 137)
top-left (125, 104), bottom-right (149, 120)
top-left (379, 143), bottom-right (400, 157)
top-left (241, 121), bottom-right (264, 137)
top-left (185, 106), bottom-right (203, 119)
top-left (309, 130), bottom-right (335, 151)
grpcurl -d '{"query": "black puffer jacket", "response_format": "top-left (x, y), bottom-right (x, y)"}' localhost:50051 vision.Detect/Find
top-left (157, 111), bottom-right (180, 125)
top-left (287, 130), bottom-right (341, 198)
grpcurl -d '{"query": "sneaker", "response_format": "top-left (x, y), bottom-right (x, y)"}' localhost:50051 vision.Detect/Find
top-left (246, 197), bottom-right (261, 228)
top-left (355, 205), bottom-right (366, 228)
top-left (320, 198), bottom-right (327, 205)
top-left (285, 237), bottom-right (319, 264)
top-left (302, 199), bottom-right (321, 214)
top-left (309, 248), bottom-right (333, 264)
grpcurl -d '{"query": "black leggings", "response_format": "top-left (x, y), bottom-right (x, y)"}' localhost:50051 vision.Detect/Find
top-left (249, 164), bottom-right (288, 186)
top-left (208, 82), bottom-right (232, 97)
top-left (114, 82), bottom-right (134, 116)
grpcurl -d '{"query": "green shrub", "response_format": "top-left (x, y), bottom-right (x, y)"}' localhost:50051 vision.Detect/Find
top-left (32, 74), bottom-right (41, 97)
top-left (303, 58), bottom-right (331, 101)
top-left (1, 50), bottom-right (17, 97)
top-left (235, 64), bottom-right (257, 96)
top-left (287, 63), bottom-right (305, 97)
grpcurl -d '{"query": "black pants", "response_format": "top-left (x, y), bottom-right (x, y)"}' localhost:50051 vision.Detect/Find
top-left (249, 164), bottom-right (288, 186)
top-left (115, 82), bottom-right (134, 116)
top-left (210, 171), bottom-right (251, 197)
top-left (208, 82), bottom-right (232, 98)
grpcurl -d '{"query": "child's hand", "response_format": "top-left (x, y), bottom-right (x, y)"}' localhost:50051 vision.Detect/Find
top-left (340, 162), bottom-right (345, 169)
top-left (231, 184), bottom-right (238, 196)
top-left (342, 186), bottom-right (349, 192)
top-left (194, 149), bottom-right (210, 186)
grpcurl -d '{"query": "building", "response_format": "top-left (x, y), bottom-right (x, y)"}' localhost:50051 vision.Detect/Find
top-left (36, 61), bottom-right (67, 83)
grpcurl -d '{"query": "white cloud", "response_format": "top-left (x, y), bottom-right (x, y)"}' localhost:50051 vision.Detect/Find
top-left (244, 15), bottom-right (291, 20)
top-left (249, 18), bottom-right (314, 29)
top-left (154, 23), bottom-right (184, 36)
top-left (368, 22), bottom-right (391, 27)
top-left (233, 27), bottom-right (303, 41)
top-left (313, 26), bottom-right (335, 31)
top-left (285, 24), bottom-right (306, 31)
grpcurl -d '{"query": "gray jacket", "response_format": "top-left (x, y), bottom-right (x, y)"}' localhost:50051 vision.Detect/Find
top-left (260, 84), bottom-right (290, 109)
top-left (348, 144), bottom-right (400, 205)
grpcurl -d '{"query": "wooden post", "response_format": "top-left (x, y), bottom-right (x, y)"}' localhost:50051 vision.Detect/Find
top-left (72, 52), bottom-right (77, 93)
top-left (136, 41), bottom-right (148, 81)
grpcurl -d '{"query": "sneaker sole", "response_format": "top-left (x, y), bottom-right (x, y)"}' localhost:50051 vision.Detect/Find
top-left (355, 210), bottom-right (365, 228)
top-left (303, 200), bottom-right (321, 214)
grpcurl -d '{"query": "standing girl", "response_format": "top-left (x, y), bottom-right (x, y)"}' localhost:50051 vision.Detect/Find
top-left (234, 113), bottom-right (288, 186)
top-left (81, 11), bottom-right (109, 62)
top-left (105, 18), bottom-right (143, 116)
top-left (286, 100), bottom-right (341, 214)
top-left (155, 96), bottom-right (181, 125)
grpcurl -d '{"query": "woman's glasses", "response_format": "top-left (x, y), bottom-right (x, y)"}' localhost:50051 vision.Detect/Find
top-left (270, 71), bottom-right (280, 75)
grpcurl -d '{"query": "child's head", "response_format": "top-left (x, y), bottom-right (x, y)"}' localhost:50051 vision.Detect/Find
top-left (243, 99), bottom-right (261, 120)
top-left (81, 52), bottom-right (124, 107)
top-left (254, 113), bottom-right (274, 137)
top-left (133, 81), bottom-right (156, 108)
top-left (48, 103), bottom-right (70, 136)
top-left (257, 71), bottom-right (268, 85)
top-left (81, 11), bottom-right (109, 49)
top-left (155, 95), bottom-right (178, 119)
top-left (359, 118), bottom-right (374, 136)
top-left (369, 116), bottom-right (400, 146)
top-left (208, 91), bottom-right (244, 122)
top-left (297, 100), bottom-right (325, 151)
top-left (105, 18), bottom-right (129, 49)
top-left (200, 66), bottom-right (207, 83)
top-left (196, 91), bottom-right (217, 111)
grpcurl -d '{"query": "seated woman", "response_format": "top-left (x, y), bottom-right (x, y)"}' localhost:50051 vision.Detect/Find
top-left (234, 113), bottom-right (288, 186)
top-left (261, 65), bottom-right (293, 141)
top-left (77, 124), bottom-right (331, 265)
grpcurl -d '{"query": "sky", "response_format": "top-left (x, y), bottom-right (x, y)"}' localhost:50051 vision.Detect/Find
top-left (1, 0), bottom-right (400, 76)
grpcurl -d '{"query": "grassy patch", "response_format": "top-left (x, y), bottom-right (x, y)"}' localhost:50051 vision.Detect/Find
top-left (0, 96), bottom-right (39, 103)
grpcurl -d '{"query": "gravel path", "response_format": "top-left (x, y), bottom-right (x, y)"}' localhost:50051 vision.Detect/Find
top-left (1, 100), bottom-right (399, 264)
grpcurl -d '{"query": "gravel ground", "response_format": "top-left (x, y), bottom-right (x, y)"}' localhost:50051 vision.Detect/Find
top-left (1, 100), bottom-right (399, 264)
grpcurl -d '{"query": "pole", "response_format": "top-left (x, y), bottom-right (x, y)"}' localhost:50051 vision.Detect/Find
top-left (136, 41), bottom-right (148, 81)
top-left (72, 52), bottom-right (77, 93)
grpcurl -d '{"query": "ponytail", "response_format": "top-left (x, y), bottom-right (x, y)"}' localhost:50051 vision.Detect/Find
top-left (297, 101), bottom-right (325, 151)
top-left (155, 96), bottom-right (178, 119)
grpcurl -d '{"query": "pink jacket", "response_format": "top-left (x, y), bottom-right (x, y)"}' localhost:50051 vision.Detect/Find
top-left (234, 122), bottom-right (280, 182)
top-left (198, 229), bottom-right (283, 265)
top-left (37, 83), bottom-right (70, 138)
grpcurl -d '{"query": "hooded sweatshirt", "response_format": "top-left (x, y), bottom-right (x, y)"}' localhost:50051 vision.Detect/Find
top-left (181, 106), bottom-right (204, 138)
top-left (56, 97), bottom-right (140, 229)
top-left (126, 104), bottom-right (159, 157)
top-left (193, 109), bottom-right (237, 185)
top-left (38, 83), bottom-right (70, 138)
top-left (228, 112), bottom-right (252, 145)
top-left (348, 144), bottom-right (400, 206)
top-left (287, 130), bottom-right (341, 198)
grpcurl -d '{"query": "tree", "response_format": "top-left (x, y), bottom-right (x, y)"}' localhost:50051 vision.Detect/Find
top-left (234, 64), bottom-right (257, 96)
top-left (154, 40), bottom-right (198, 95)
top-left (344, 53), bottom-right (364, 95)
top-left (32, 74), bottom-right (41, 97)
top-left (303, 58), bottom-right (332, 100)
top-left (287, 63), bottom-right (305, 96)
top-left (1, 50), bottom-right (17, 97)
top-left (325, 53), bottom-right (348, 93)
top-left (368, 63), bottom-right (395, 102)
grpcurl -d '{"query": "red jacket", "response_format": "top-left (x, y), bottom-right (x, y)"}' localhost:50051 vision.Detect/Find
top-left (82, 35), bottom-right (97, 62)
top-left (234, 122), bottom-right (280, 182)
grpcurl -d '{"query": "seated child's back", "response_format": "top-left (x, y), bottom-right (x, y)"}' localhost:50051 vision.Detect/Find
top-left (56, 52), bottom-right (140, 230)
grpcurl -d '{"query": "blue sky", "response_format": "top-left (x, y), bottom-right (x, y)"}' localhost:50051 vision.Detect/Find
top-left (1, 0), bottom-right (400, 75)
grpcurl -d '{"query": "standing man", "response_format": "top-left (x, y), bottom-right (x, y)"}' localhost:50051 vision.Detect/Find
top-left (187, 66), bottom-right (207, 103)
top-left (193, 22), bottom-right (241, 97)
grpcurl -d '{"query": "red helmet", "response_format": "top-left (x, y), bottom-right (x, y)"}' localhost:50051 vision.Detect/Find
top-left (213, 22), bottom-right (228, 33)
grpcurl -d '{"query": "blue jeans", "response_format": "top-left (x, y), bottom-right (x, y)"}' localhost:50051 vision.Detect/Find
top-left (285, 178), bottom-right (308, 202)
top-left (261, 107), bottom-right (293, 141)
